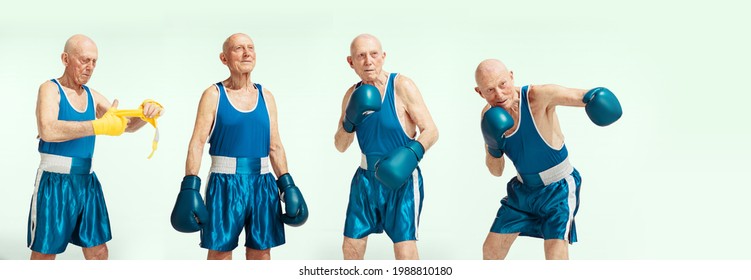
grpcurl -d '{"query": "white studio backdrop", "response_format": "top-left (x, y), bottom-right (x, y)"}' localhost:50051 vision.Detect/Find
top-left (1, 0), bottom-right (749, 259)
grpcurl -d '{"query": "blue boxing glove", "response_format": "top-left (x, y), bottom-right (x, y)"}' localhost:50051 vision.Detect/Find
top-left (277, 173), bottom-right (308, 227)
top-left (481, 107), bottom-right (514, 158)
top-left (375, 140), bottom-right (425, 190)
top-left (170, 175), bottom-right (209, 233)
top-left (343, 84), bottom-right (382, 133)
top-left (583, 87), bottom-right (622, 126)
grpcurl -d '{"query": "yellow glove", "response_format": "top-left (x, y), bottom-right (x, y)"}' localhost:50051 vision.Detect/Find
top-left (92, 108), bottom-right (128, 136)
top-left (114, 99), bottom-right (163, 159)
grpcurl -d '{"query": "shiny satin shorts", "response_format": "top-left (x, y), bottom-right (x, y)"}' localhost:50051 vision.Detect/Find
top-left (343, 154), bottom-right (424, 243)
top-left (200, 156), bottom-right (285, 251)
top-left (490, 158), bottom-right (581, 243)
top-left (27, 153), bottom-right (111, 254)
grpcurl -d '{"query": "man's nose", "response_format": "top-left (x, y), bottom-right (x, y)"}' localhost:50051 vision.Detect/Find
top-left (494, 90), bottom-right (504, 100)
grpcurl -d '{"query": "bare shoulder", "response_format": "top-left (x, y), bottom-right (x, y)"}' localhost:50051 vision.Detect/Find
top-left (395, 74), bottom-right (419, 93)
top-left (39, 80), bottom-right (57, 91)
top-left (260, 86), bottom-right (275, 99)
top-left (341, 83), bottom-right (356, 100)
top-left (346, 83), bottom-right (356, 94)
top-left (529, 84), bottom-right (561, 96)
top-left (528, 84), bottom-right (564, 103)
top-left (89, 87), bottom-right (105, 99)
top-left (201, 84), bottom-right (219, 98)
top-left (38, 80), bottom-right (59, 98)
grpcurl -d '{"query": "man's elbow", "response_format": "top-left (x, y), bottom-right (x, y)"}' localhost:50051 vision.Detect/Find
top-left (488, 168), bottom-right (503, 177)
top-left (334, 139), bottom-right (347, 153)
top-left (487, 164), bottom-right (504, 176)
top-left (38, 128), bottom-right (62, 143)
top-left (269, 141), bottom-right (284, 154)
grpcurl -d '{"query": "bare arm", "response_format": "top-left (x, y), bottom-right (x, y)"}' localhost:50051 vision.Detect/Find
top-left (485, 150), bottom-right (505, 177)
top-left (36, 81), bottom-right (95, 142)
top-left (265, 88), bottom-right (289, 176)
top-left (334, 86), bottom-right (356, 153)
top-left (185, 86), bottom-right (218, 176)
top-left (534, 84), bottom-right (588, 109)
top-left (395, 75), bottom-right (439, 150)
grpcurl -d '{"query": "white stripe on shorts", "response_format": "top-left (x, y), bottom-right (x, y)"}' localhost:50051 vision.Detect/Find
top-left (412, 169), bottom-right (420, 240)
top-left (28, 168), bottom-right (44, 249)
top-left (563, 174), bottom-right (577, 242)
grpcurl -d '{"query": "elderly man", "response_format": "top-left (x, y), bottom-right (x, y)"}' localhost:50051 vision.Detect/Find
top-left (173, 33), bottom-right (308, 260)
top-left (334, 34), bottom-right (439, 260)
top-left (29, 34), bottom-right (163, 260)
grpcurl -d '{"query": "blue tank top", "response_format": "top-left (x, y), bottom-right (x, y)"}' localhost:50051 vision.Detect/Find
top-left (504, 85), bottom-right (569, 174)
top-left (208, 82), bottom-right (270, 157)
top-left (38, 79), bottom-right (96, 159)
top-left (356, 73), bottom-right (412, 156)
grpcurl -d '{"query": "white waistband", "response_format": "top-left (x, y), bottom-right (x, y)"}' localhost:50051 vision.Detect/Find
top-left (209, 156), bottom-right (270, 174)
top-left (517, 157), bottom-right (574, 186)
top-left (38, 153), bottom-right (92, 174)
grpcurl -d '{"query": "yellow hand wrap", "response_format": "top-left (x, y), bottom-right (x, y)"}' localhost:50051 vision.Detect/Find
top-left (92, 108), bottom-right (128, 136)
top-left (114, 99), bottom-right (163, 159)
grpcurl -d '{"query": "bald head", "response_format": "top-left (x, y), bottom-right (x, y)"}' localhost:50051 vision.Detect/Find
top-left (350, 34), bottom-right (382, 56)
top-left (475, 59), bottom-right (509, 86)
top-left (223, 33), bottom-right (253, 53)
top-left (60, 34), bottom-right (98, 85)
top-left (63, 34), bottom-right (97, 55)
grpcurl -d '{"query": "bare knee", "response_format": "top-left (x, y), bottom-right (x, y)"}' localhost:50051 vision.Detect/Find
top-left (208, 250), bottom-right (233, 260)
top-left (30, 251), bottom-right (56, 260)
top-left (482, 238), bottom-right (498, 259)
top-left (82, 244), bottom-right (108, 260)
top-left (483, 232), bottom-right (517, 260)
top-left (393, 241), bottom-right (419, 260)
top-left (543, 239), bottom-right (569, 260)
top-left (246, 248), bottom-right (271, 260)
top-left (342, 237), bottom-right (367, 260)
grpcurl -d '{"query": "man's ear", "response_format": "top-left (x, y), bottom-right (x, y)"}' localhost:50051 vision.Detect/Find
top-left (219, 52), bottom-right (227, 65)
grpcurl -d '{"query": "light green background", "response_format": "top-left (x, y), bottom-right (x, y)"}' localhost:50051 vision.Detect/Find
top-left (1, 0), bottom-right (749, 259)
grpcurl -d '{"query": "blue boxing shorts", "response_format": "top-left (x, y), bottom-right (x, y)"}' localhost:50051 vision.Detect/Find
top-left (343, 154), bottom-right (424, 243)
top-left (200, 156), bottom-right (285, 251)
top-left (490, 158), bottom-right (581, 243)
top-left (27, 153), bottom-right (112, 254)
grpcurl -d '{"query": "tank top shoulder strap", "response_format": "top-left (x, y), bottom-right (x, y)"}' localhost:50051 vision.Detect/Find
top-left (519, 85), bottom-right (533, 123)
top-left (387, 73), bottom-right (397, 96)
top-left (215, 82), bottom-right (229, 107)
top-left (50, 79), bottom-right (69, 105)
top-left (255, 83), bottom-right (266, 106)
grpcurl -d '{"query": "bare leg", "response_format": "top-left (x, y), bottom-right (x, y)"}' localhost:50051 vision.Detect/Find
top-left (342, 236), bottom-right (368, 260)
top-left (246, 248), bottom-right (271, 260)
top-left (483, 232), bottom-right (519, 260)
top-left (543, 239), bottom-right (569, 260)
top-left (393, 241), bottom-right (419, 260)
top-left (82, 244), bottom-right (109, 260)
top-left (30, 251), bottom-right (56, 260)
top-left (207, 250), bottom-right (233, 260)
